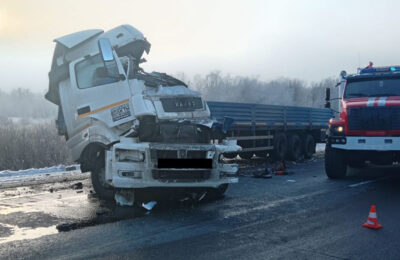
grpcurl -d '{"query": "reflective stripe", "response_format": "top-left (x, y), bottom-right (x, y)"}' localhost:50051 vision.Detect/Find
top-left (369, 212), bottom-right (377, 218)
top-left (366, 98), bottom-right (375, 107)
top-left (377, 97), bottom-right (387, 106)
top-left (77, 99), bottom-right (129, 119)
top-left (367, 220), bottom-right (375, 225)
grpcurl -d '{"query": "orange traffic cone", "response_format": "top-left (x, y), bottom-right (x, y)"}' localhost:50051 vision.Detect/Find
top-left (362, 205), bottom-right (382, 229)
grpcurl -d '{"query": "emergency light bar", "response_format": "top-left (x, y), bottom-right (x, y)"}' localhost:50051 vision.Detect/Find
top-left (359, 66), bottom-right (400, 74)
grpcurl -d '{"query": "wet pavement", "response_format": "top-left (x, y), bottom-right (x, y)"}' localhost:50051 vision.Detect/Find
top-left (1, 156), bottom-right (400, 259)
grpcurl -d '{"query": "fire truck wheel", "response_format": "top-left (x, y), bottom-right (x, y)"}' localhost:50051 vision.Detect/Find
top-left (325, 145), bottom-right (347, 179)
top-left (303, 134), bottom-right (315, 159)
top-left (287, 134), bottom-right (302, 161)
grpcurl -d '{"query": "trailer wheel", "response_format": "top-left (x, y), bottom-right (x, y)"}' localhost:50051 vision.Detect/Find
top-left (287, 134), bottom-right (302, 161)
top-left (272, 133), bottom-right (288, 161)
top-left (303, 134), bottom-right (315, 159)
top-left (325, 145), bottom-right (347, 179)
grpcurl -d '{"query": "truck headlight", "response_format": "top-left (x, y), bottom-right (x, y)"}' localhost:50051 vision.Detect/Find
top-left (329, 125), bottom-right (345, 136)
top-left (116, 149), bottom-right (145, 162)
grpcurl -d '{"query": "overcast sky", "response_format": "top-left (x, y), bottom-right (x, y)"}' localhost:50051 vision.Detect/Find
top-left (1, 0), bottom-right (400, 93)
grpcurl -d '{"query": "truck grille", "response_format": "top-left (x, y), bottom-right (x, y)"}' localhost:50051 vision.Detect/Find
top-left (348, 107), bottom-right (400, 130)
top-left (160, 97), bottom-right (203, 112)
top-left (152, 169), bottom-right (211, 182)
top-left (156, 150), bottom-right (207, 159)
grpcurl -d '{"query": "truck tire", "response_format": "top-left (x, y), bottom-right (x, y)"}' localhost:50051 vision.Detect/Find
top-left (303, 134), bottom-right (315, 159)
top-left (325, 145), bottom-right (347, 179)
top-left (91, 167), bottom-right (115, 200)
top-left (287, 134), bottom-right (302, 161)
top-left (83, 146), bottom-right (115, 200)
top-left (272, 133), bottom-right (288, 161)
top-left (348, 159), bottom-right (365, 169)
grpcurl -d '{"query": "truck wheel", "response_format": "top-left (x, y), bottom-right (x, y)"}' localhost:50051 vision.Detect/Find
top-left (83, 147), bottom-right (115, 200)
top-left (287, 134), bottom-right (302, 161)
top-left (348, 159), bottom-right (365, 169)
top-left (325, 145), bottom-right (347, 179)
top-left (303, 134), bottom-right (315, 159)
top-left (91, 167), bottom-right (115, 200)
top-left (272, 133), bottom-right (288, 161)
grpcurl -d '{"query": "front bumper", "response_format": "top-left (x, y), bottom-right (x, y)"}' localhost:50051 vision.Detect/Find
top-left (105, 139), bottom-right (241, 188)
top-left (331, 136), bottom-right (400, 151)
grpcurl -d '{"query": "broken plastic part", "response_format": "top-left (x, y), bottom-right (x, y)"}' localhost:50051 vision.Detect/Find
top-left (142, 201), bottom-right (157, 210)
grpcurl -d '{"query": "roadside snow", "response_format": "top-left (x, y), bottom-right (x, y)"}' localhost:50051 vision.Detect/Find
top-left (0, 165), bottom-right (82, 183)
top-left (316, 143), bottom-right (325, 152)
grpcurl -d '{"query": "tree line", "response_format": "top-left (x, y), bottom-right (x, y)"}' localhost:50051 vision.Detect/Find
top-left (0, 73), bottom-right (339, 170)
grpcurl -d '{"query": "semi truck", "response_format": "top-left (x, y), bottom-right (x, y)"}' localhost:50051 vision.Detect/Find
top-left (208, 102), bottom-right (332, 161)
top-left (45, 25), bottom-right (241, 204)
top-left (325, 65), bottom-right (400, 178)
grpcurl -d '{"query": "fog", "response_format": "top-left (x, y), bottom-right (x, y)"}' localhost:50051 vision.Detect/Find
top-left (1, 0), bottom-right (400, 93)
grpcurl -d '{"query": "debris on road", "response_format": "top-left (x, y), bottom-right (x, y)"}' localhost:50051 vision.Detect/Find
top-left (142, 201), bottom-right (157, 211)
top-left (197, 191), bottom-right (207, 202)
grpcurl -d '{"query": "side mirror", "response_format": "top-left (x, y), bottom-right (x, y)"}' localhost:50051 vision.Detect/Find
top-left (325, 88), bottom-right (331, 108)
top-left (98, 38), bottom-right (115, 62)
top-left (98, 38), bottom-right (122, 80)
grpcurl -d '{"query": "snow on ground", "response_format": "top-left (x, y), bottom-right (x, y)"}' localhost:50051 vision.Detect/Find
top-left (316, 143), bottom-right (325, 152)
top-left (0, 165), bottom-right (82, 183)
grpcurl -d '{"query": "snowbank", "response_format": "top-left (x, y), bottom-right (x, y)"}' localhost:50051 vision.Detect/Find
top-left (0, 165), bottom-right (81, 182)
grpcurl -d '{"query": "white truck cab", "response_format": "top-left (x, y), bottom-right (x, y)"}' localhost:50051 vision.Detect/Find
top-left (45, 25), bottom-right (240, 204)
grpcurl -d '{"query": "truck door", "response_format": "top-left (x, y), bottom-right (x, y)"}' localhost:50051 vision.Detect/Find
top-left (62, 52), bottom-right (134, 137)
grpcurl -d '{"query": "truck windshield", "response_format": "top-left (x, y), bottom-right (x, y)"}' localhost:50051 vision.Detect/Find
top-left (344, 77), bottom-right (400, 98)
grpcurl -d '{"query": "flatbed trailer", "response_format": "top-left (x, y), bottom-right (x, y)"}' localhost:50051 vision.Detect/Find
top-left (208, 101), bottom-right (332, 160)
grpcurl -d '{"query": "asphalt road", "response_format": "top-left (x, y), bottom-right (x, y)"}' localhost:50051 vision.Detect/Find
top-left (1, 158), bottom-right (400, 260)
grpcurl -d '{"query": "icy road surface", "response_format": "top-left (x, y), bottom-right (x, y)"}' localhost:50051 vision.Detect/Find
top-left (1, 155), bottom-right (400, 259)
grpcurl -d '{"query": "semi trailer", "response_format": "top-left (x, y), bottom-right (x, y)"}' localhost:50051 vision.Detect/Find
top-left (45, 25), bottom-right (241, 204)
top-left (325, 65), bottom-right (400, 178)
top-left (208, 101), bottom-right (332, 161)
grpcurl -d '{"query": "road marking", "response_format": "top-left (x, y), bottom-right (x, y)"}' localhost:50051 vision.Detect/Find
top-left (348, 177), bottom-right (389, 188)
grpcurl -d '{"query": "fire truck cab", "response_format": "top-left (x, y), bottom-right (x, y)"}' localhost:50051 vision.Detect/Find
top-left (325, 65), bottom-right (400, 178)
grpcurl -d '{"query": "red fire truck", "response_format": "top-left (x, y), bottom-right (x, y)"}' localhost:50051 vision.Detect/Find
top-left (325, 64), bottom-right (400, 178)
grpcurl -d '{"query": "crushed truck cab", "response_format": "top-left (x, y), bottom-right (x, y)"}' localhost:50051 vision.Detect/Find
top-left (45, 25), bottom-right (240, 203)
